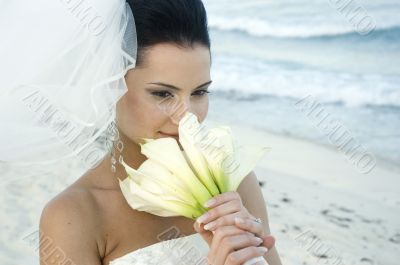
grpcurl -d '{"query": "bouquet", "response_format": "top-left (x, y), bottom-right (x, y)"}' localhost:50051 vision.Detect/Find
top-left (119, 112), bottom-right (269, 264)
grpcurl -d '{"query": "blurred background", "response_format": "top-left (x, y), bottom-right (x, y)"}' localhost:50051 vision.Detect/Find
top-left (203, 0), bottom-right (400, 264)
top-left (204, 0), bottom-right (400, 164)
top-left (1, 0), bottom-right (399, 264)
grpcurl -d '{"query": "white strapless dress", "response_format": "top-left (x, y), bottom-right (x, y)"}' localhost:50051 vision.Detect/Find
top-left (109, 233), bottom-right (209, 265)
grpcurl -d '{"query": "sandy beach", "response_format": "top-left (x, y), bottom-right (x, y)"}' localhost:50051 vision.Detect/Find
top-left (1, 120), bottom-right (399, 265)
top-left (228, 123), bottom-right (400, 265)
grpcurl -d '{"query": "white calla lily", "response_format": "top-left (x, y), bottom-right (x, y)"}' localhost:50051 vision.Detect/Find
top-left (119, 176), bottom-right (202, 218)
top-left (179, 112), bottom-right (221, 196)
top-left (224, 145), bottom-right (270, 191)
top-left (196, 126), bottom-right (234, 193)
top-left (119, 111), bottom-right (269, 220)
top-left (135, 159), bottom-right (198, 206)
top-left (139, 137), bottom-right (213, 205)
top-left (119, 160), bottom-right (203, 218)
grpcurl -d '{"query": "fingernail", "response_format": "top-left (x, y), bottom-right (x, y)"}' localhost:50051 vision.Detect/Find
top-left (204, 198), bottom-right (216, 208)
top-left (259, 247), bottom-right (268, 253)
top-left (234, 217), bottom-right (245, 224)
top-left (196, 213), bottom-right (209, 224)
top-left (204, 222), bottom-right (215, 231)
top-left (254, 237), bottom-right (263, 243)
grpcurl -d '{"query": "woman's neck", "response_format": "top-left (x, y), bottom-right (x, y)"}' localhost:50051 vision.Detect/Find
top-left (117, 130), bottom-right (148, 170)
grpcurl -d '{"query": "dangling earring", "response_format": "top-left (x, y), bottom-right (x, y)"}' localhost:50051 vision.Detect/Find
top-left (108, 118), bottom-right (124, 173)
top-left (113, 136), bottom-right (124, 173)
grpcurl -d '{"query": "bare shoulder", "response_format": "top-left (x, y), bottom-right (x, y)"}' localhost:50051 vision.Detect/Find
top-left (39, 182), bottom-right (102, 264)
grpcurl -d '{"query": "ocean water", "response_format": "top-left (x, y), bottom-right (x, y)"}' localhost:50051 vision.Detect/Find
top-left (203, 0), bottom-right (400, 164)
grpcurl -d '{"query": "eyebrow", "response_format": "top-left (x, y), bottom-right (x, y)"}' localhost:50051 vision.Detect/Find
top-left (147, 80), bottom-right (212, 91)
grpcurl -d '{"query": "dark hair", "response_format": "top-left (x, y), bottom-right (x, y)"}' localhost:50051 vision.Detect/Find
top-left (126, 0), bottom-right (211, 66)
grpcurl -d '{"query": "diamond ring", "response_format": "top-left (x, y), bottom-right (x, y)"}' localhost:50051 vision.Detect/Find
top-left (253, 217), bottom-right (262, 224)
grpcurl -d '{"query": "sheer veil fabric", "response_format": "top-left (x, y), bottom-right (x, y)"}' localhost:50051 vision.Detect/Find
top-left (0, 0), bottom-right (137, 171)
top-left (0, 1), bottom-right (137, 262)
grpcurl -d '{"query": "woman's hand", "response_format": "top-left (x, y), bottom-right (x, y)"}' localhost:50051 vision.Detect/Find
top-left (193, 191), bottom-right (276, 264)
top-left (196, 191), bottom-right (265, 237)
top-left (194, 223), bottom-right (269, 265)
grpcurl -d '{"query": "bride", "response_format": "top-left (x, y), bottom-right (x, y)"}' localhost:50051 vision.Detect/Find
top-left (38, 0), bottom-right (282, 264)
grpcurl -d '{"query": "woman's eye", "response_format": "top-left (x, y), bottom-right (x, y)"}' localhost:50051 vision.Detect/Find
top-left (151, 89), bottom-right (210, 98)
top-left (192, 89), bottom-right (210, 97)
top-left (151, 91), bottom-right (174, 98)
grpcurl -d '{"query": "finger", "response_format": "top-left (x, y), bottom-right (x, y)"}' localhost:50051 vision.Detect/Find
top-left (211, 226), bottom-right (255, 249)
top-left (203, 212), bottom-right (242, 231)
top-left (215, 234), bottom-right (263, 265)
top-left (261, 234), bottom-right (276, 250)
top-left (224, 246), bottom-right (268, 265)
top-left (234, 217), bottom-right (265, 237)
top-left (208, 226), bottom-right (254, 262)
top-left (193, 221), bottom-right (213, 246)
top-left (197, 200), bottom-right (241, 225)
top-left (204, 191), bottom-right (241, 209)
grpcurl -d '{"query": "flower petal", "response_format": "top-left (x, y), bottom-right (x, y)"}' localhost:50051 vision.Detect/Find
top-left (179, 112), bottom-right (220, 195)
top-left (137, 159), bottom-right (198, 206)
top-left (139, 137), bottom-right (212, 206)
top-left (225, 145), bottom-right (270, 191)
top-left (196, 126), bottom-right (234, 192)
top-left (118, 176), bottom-right (203, 219)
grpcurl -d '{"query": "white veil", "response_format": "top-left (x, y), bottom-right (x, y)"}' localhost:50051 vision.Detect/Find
top-left (0, 0), bottom-right (137, 171)
top-left (0, 2), bottom-right (137, 260)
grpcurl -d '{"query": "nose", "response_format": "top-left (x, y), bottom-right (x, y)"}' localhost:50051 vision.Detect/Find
top-left (168, 97), bottom-right (191, 126)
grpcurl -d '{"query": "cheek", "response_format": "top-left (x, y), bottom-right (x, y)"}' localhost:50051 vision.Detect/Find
top-left (118, 93), bottom-right (168, 139)
top-left (192, 98), bottom-right (209, 123)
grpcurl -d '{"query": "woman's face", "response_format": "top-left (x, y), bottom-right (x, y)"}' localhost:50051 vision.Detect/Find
top-left (116, 43), bottom-right (211, 145)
